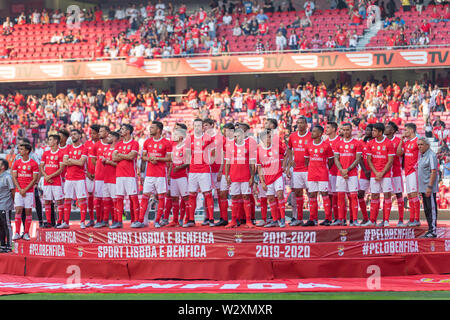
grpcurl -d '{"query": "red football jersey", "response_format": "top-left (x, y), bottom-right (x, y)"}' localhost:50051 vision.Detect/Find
top-left (187, 134), bottom-right (214, 174)
top-left (327, 135), bottom-right (341, 176)
top-left (84, 140), bottom-right (96, 175)
top-left (257, 144), bottom-right (284, 185)
top-left (58, 144), bottom-right (70, 179)
top-left (171, 141), bottom-right (188, 179)
top-left (305, 139), bottom-right (334, 182)
top-left (41, 149), bottom-right (64, 186)
top-left (222, 137), bottom-right (236, 174)
top-left (90, 140), bottom-right (110, 181)
top-left (207, 132), bottom-right (223, 174)
top-left (389, 136), bottom-right (402, 177)
top-left (143, 137), bottom-right (172, 177)
top-left (403, 136), bottom-right (419, 176)
top-left (102, 146), bottom-right (116, 184)
top-left (114, 139), bottom-right (140, 178)
top-left (335, 138), bottom-right (362, 177)
top-left (226, 139), bottom-right (256, 183)
top-left (288, 131), bottom-right (311, 172)
top-left (367, 136), bottom-right (395, 178)
top-left (65, 144), bottom-right (88, 181)
top-left (12, 158), bottom-right (39, 192)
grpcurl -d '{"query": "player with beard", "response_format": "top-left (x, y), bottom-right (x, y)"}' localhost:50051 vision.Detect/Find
top-left (59, 129), bottom-right (88, 229)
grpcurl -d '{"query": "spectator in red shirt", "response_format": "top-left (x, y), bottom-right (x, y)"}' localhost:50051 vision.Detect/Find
top-left (420, 19), bottom-right (431, 34)
top-left (335, 29), bottom-right (348, 49)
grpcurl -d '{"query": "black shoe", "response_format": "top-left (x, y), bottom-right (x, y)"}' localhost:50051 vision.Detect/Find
top-left (320, 219), bottom-right (332, 226)
top-left (302, 220), bottom-right (316, 227)
top-left (39, 221), bottom-right (44, 228)
top-left (241, 219), bottom-right (246, 225)
top-left (342, 220), bottom-right (347, 226)
top-left (236, 220), bottom-right (241, 227)
top-left (361, 220), bottom-right (369, 225)
top-left (214, 218), bottom-right (228, 227)
top-left (421, 232), bottom-right (437, 238)
top-left (251, 219), bottom-right (256, 225)
top-left (201, 219), bottom-right (210, 226)
top-left (41, 222), bottom-right (52, 228)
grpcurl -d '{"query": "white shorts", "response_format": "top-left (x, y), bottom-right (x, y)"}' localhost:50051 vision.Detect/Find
top-left (103, 183), bottom-right (116, 199)
top-left (359, 178), bottom-right (370, 192)
top-left (328, 175), bottom-right (337, 193)
top-left (115, 177), bottom-right (139, 196)
top-left (292, 171), bottom-right (308, 189)
top-left (219, 175), bottom-right (229, 192)
top-left (391, 176), bottom-right (404, 194)
top-left (230, 181), bottom-right (251, 196)
top-left (188, 172), bottom-right (212, 193)
top-left (42, 185), bottom-right (64, 201)
top-left (64, 179), bottom-right (88, 199)
top-left (14, 192), bottom-right (35, 208)
top-left (86, 178), bottom-right (94, 193)
top-left (370, 177), bottom-right (393, 194)
top-left (336, 176), bottom-right (359, 193)
top-left (211, 172), bottom-right (220, 190)
top-left (94, 180), bottom-right (104, 198)
top-left (307, 181), bottom-right (329, 193)
top-left (405, 172), bottom-right (418, 194)
top-left (266, 176), bottom-right (284, 196)
top-left (143, 176), bottom-right (167, 195)
top-left (170, 177), bottom-right (189, 197)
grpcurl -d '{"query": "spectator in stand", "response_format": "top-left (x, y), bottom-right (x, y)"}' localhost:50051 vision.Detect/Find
top-left (310, 33), bottom-right (323, 51)
top-left (288, 30), bottom-right (299, 50)
top-left (325, 35), bottom-right (337, 49)
top-left (277, 23), bottom-right (287, 38)
top-left (349, 30), bottom-right (358, 50)
top-left (16, 12), bottom-right (26, 25)
top-left (275, 31), bottom-right (287, 52)
top-left (401, 0), bottom-right (411, 12)
top-left (416, 0), bottom-right (424, 16)
top-left (233, 20), bottom-right (243, 36)
top-left (335, 28), bottom-right (348, 50)
top-left (386, 0), bottom-right (397, 18)
top-left (255, 37), bottom-right (265, 53)
top-left (418, 32), bottom-right (430, 46)
top-left (304, 0), bottom-right (315, 17)
top-left (258, 19), bottom-right (269, 35)
top-left (420, 19), bottom-right (432, 35)
top-left (2, 17), bottom-right (13, 36)
top-left (430, 7), bottom-right (442, 23)
top-left (222, 11), bottom-right (232, 25)
top-left (350, 9), bottom-right (362, 25)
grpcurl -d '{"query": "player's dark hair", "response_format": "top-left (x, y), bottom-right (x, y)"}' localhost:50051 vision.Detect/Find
top-left (327, 121), bottom-right (338, 131)
top-left (48, 134), bottom-right (61, 143)
top-left (0, 159), bottom-right (9, 170)
top-left (122, 124), bottom-right (134, 134)
top-left (110, 131), bottom-right (120, 139)
top-left (203, 118), bottom-right (215, 126)
top-left (387, 121), bottom-right (398, 133)
top-left (100, 125), bottom-right (111, 132)
top-left (70, 129), bottom-right (82, 135)
top-left (297, 116), bottom-right (307, 123)
top-left (266, 118), bottom-right (278, 129)
top-left (152, 121), bottom-right (164, 132)
top-left (22, 138), bottom-right (31, 145)
top-left (20, 143), bottom-right (32, 153)
top-left (90, 124), bottom-right (101, 133)
top-left (176, 123), bottom-right (187, 130)
top-left (193, 118), bottom-right (203, 123)
top-left (314, 125), bottom-right (324, 134)
top-left (58, 129), bottom-right (70, 138)
top-left (259, 128), bottom-right (271, 140)
top-left (373, 123), bottom-right (385, 134)
top-left (239, 122), bottom-right (250, 132)
top-left (342, 122), bottom-right (352, 129)
top-left (223, 123), bottom-right (235, 130)
top-left (405, 123), bottom-right (417, 132)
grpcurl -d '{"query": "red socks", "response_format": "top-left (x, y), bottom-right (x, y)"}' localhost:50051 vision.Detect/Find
top-left (64, 199), bottom-right (72, 224)
top-left (296, 195), bottom-right (304, 220)
top-left (243, 198), bottom-right (252, 221)
top-left (269, 200), bottom-right (279, 221)
top-left (383, 198), bottom-right (392, 222)
top-left (164, 196), bottom-right (172, 220)
top-left (250, 194), bottom-right (256, 220)
top-left (103, 197), bottom-right (113, 222)
top-left (260, 197), bottom-right (267, 222)
top-left (219, 198), bottom-right (228, 221)
top-left (349, 192), bottom-right (359, 221)
top-left (139, 194), bottom-right (150, 223)
top-left (337, 192), bottom-right (346, 221)
top-left (323, 194), bottom-right (331, 221)
top-left (172, 198), bottom-right (180, 223)
top-left (358, 197), bottom-right (368, 221)
top-left (57, 204), bottom-right (64, 224)
top-left (25, 215), bottom-right (32, 234)
top-left (45, 203), bottom-right (52, 223)
top-left (88, 194), bottom-right (94, 221)
top-left (129, 195), bottom-right (140, 222)
top-left (94, 197), bottom-right (103, 223)
top-left (79, 198), bottom-right (87, 223)
top-left (188, 194), bottom-right (197, 221)
top-left (278, 198), bottom-right (286, 220)
top-left (332, 193), bottom-right (338, 220)
top-left (410, 196), bottom-right (421, 221)
top-left (204, 192), bottom-right (214, 221)
top-left (115, 196), bottom-right (124, 222)
top-left (370, 198), bottom-right (380, 223)
top-left (14, 213), bottom-right (21, 234)
top-left (180, 198), bottom-right (187, 223)
top-left (155, 194), bottom-right (166, 223)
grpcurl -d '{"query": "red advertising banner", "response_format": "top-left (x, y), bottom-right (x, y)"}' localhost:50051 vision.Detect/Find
top-left (35, 225), bottom-right (440, 245)
top-left (13, 238), bottom-right (450, 260)
top-left (0, 49), bottom-right (448, 82)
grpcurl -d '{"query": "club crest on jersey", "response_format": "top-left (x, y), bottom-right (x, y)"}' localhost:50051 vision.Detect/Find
top-left (299, 139), bottom-right (302, 144)
top-left (22, 165), bottom-right (26, 170)
top-left (350, 145), bottom-right (354, 149)
top-left (268, 151), bottom-right (272, 156)
top-left (315, 149), bottom-right (318, 153)
top-left (377, 146), bottom-right (380, 150)
top-left (50, 156), bottom-right (54, 160)
top-left (382, 146), bottom-right (386, 150)
top-left (345, 145), bottom-right (349, 149)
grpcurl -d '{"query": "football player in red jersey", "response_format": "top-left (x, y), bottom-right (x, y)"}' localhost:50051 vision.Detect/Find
top-left (304, 125), bottom-right (334, 227)
top-left (358, 124), bottom-right (373, 224)
top-left (103, 131), bottom-right (121, 228)
top-left (334, 123), bottom-right (362, 226)
top-left (166, 124), bottom-right (190, 227)
top-left (91, 125), bottom-right (111, 228)
top-left (385, 121), bottom-right (406, 226)
top-left (286, 116), bottom-right (311, 226)
top-left (112, 124), bottom-right (141, 226)
top-left (363, 123), bottom-right (395, 227)
top-left (257, 129), bottom-right (287, 228)
top-left (215, 123), bottom-right (236, 226)
top-left (184, 119), bottom-right (215, 228)
top-left (84, 125), bottom-right (100, 227)
top-left (225, 126), bottom-right (256, 228)
top-left (39, 135), bottom-right (65, 228)
top-left (325, 122), bottom-right (341, 224)
top-left (60, 129), bottom-right (89, 229)
top-left (137, 121), bottom-right (172, 228)
top-left (11, 143), bottom-right (40, 240)
top-left (397, 123), bottom-right (421, 226)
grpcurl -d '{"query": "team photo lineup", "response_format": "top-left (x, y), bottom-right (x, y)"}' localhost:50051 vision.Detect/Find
top-left (9, 113), bottom-right (433, 241)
